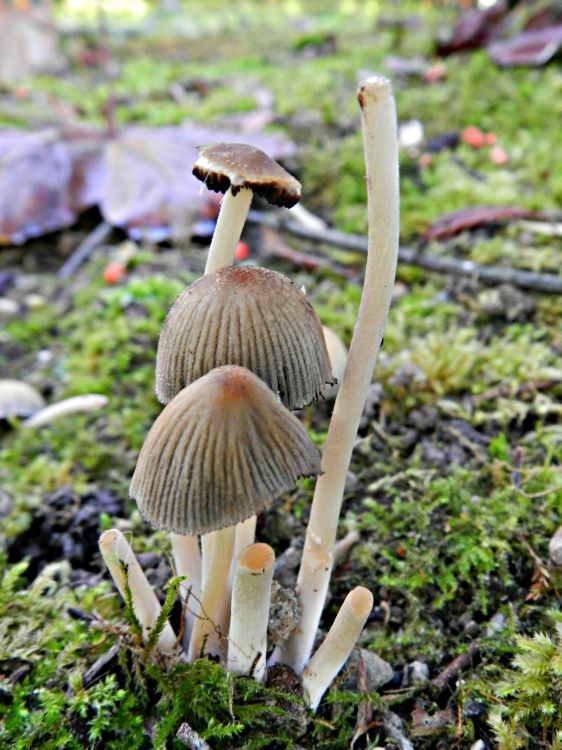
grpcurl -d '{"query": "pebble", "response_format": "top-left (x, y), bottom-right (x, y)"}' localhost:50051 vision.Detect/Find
top-left (470, 741), bottom-right (486, 750)
top-left (548, 525), bottom-right (562, 566)
top-left (344, 647), bottom-right (394, 691)
top-left (486, 612), bottom-right (506, 637)
top-left (408, 660), bottom-right (429, 685)
top-left (24, 293), bottom-right (46, 309)
top-left (0, 297), bottom-right (19, 317)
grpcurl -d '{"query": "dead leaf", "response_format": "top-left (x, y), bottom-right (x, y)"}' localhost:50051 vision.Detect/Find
top-left (411, 705), bottom-right (455, 737)
top-left (0, 123), bottom-right (295, 245)
top-left (488, 25), bottom-right (562, 66)
top-left (435, 0), bottom-right (507, 56)
top-left (424, 206), bottom-right (540, 241)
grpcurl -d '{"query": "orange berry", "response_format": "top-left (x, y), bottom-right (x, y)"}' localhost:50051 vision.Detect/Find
top-left (489, 146), bottom-right (509, 165)
top-left (235, 241), bottom-right (250, 261)
top-left (462, 126), bottom-right (485, 149)
top-left (103, 262), bottom-right (127, 284)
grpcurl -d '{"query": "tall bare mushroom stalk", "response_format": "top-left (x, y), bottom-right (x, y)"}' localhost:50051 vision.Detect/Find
top-left (276, 76), bottom-right (400, 673)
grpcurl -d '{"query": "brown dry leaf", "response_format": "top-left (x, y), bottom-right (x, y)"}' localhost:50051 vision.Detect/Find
top-left (424, 206), bottom-right (540, 241)
top-left (0, 123), bottom-right (295, 245)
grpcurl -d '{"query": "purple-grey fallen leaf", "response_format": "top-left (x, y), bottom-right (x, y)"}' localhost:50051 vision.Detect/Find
top-left (488, 25), bottom-right (562, 67)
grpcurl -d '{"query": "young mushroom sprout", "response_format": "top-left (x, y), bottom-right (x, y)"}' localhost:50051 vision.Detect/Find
top-left (193, 142), bottom-right (301, 274)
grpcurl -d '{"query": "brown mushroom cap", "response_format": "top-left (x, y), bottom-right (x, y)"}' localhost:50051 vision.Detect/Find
top-left (130, 365), bottom-right (321, 536)
top-left (156, 266), bottom-right (334, 409)
top-left (193, 143), bottom-right (301, 208)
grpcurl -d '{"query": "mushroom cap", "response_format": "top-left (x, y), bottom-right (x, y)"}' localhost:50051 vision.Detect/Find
top-left (156, 266), bottom-right (334, 409)
top-left (193, 143), bottom-right (301, 208)
top-left (130, 365), bottom-right (321, 536)
top-left (0, 379), bottom-right (45, 419)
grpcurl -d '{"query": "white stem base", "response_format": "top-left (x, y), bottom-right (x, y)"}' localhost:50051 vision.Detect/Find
top-left (170, 533), bottom-right (201, 651)
top-left (227, 543), bottom-right (275, 682)
top-left (188, 526), bottom-right (234, 661)
top-left (99, 529), bottom-right (177, 655)
top-left (302, 587), bottom-right (373, 711)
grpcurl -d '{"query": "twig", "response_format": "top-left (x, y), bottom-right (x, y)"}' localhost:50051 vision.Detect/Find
top-left (431, 642), bottom-right (480, 691)
top-left (247, 211), bottom-right (562, 294)
top-left (58, 222), bottom-right (113, 279)
top-left (260, 225), bottom-right (354, 279)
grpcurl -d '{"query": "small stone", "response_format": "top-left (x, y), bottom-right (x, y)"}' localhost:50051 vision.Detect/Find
top-left (549, 526), bottom-right (562, 566)
top-left (470, 741), bottom-right (486, 750)
top-left (344, 647), bottom-right (394, 691)
top-left (408, 660), bottom-right (429, 685)
top-left (24, 293), bottom-right (46, 309)
top-left (37, 350), bottom-right (53, 364)
top-left (463, 620), bottom-right (480, 637)
top-left (486, 612), bottom-right (506, 637)
top-left (0, 297), bottom-right (19, 317)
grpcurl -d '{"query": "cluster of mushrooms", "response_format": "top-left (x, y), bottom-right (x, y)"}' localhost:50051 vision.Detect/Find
top-left (99, 76), bottom-right (399, 712)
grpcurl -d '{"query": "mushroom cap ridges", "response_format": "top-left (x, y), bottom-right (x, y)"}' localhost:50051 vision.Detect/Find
top-left (130, 365), bottom-right (321, 536)
top-left (156, 266), bottom-right (334, 410)
top-left (193, 143), bottom-right (301, 208)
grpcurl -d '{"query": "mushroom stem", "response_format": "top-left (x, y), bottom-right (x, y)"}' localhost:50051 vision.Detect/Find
top-left (302, 587), bottom-right (373, 711)
top-left (204, 188), bottom-right (253, 274)
top-left (227, 543), bottom-right (275, 682)
top-left (170, 533), bottom-right (201, 650)
top-left (188, 526), bottom-right (235, 662)
top-left (23, 394), bottom-right (108, 429)
top-left (277, 76), bottom-right (399, 673)
top-left (214, 514), bottom-right (258, 643)
top-left (99, 529), bottom-right (177, 655)
top-left (233, 515), bottom-right (257, 564)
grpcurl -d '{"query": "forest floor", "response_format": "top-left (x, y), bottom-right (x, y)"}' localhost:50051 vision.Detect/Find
top-left (0, 2), bottom-right (561, 749)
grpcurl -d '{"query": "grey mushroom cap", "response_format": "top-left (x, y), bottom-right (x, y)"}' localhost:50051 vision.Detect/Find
top-left (155, 266), bottom-right (335, 409)
top-left (130, 365), bottom-right (321, 536)
top-left (0, 380), bottom-right (45, 419)
top-left (193, 143), bottom-right (301, 208)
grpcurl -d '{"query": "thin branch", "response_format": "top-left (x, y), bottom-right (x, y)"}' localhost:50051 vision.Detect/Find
top-left (58, 222), bottom-right (113, 279)
top-left (247, 211), bottom-right (562, 294)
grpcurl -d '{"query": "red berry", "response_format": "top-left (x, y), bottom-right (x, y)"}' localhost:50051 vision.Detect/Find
top-left (462, 126), bottom-right (485, 149)
top-left (103, 262), bottom-right (127, 284)
top-left (235, 241), bottom-right (250, 261)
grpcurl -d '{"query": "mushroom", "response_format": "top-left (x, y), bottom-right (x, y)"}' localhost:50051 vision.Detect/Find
top-left (23, 394), bottom-right (108, 429)
top-left (227, 542), bottom-right (275, 682)
top-left (193, 143), bottom-right (301, 274)
top-left (131, 365), bottom-right (321, 535)
top-left (276, 76), bottom-right (400, 673)
top-left (99, 528), bottom-right (177, 656)
top-left (302, 586), bottom-right (374, 710)
top-left (321, 326), bottom-right (348, 399)
top-left (156, 266), bottom-right (333, 409)
top-left (0, 379), bottom-right (45, 419)
top-left (130, 364), bottom-right (321, 661)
